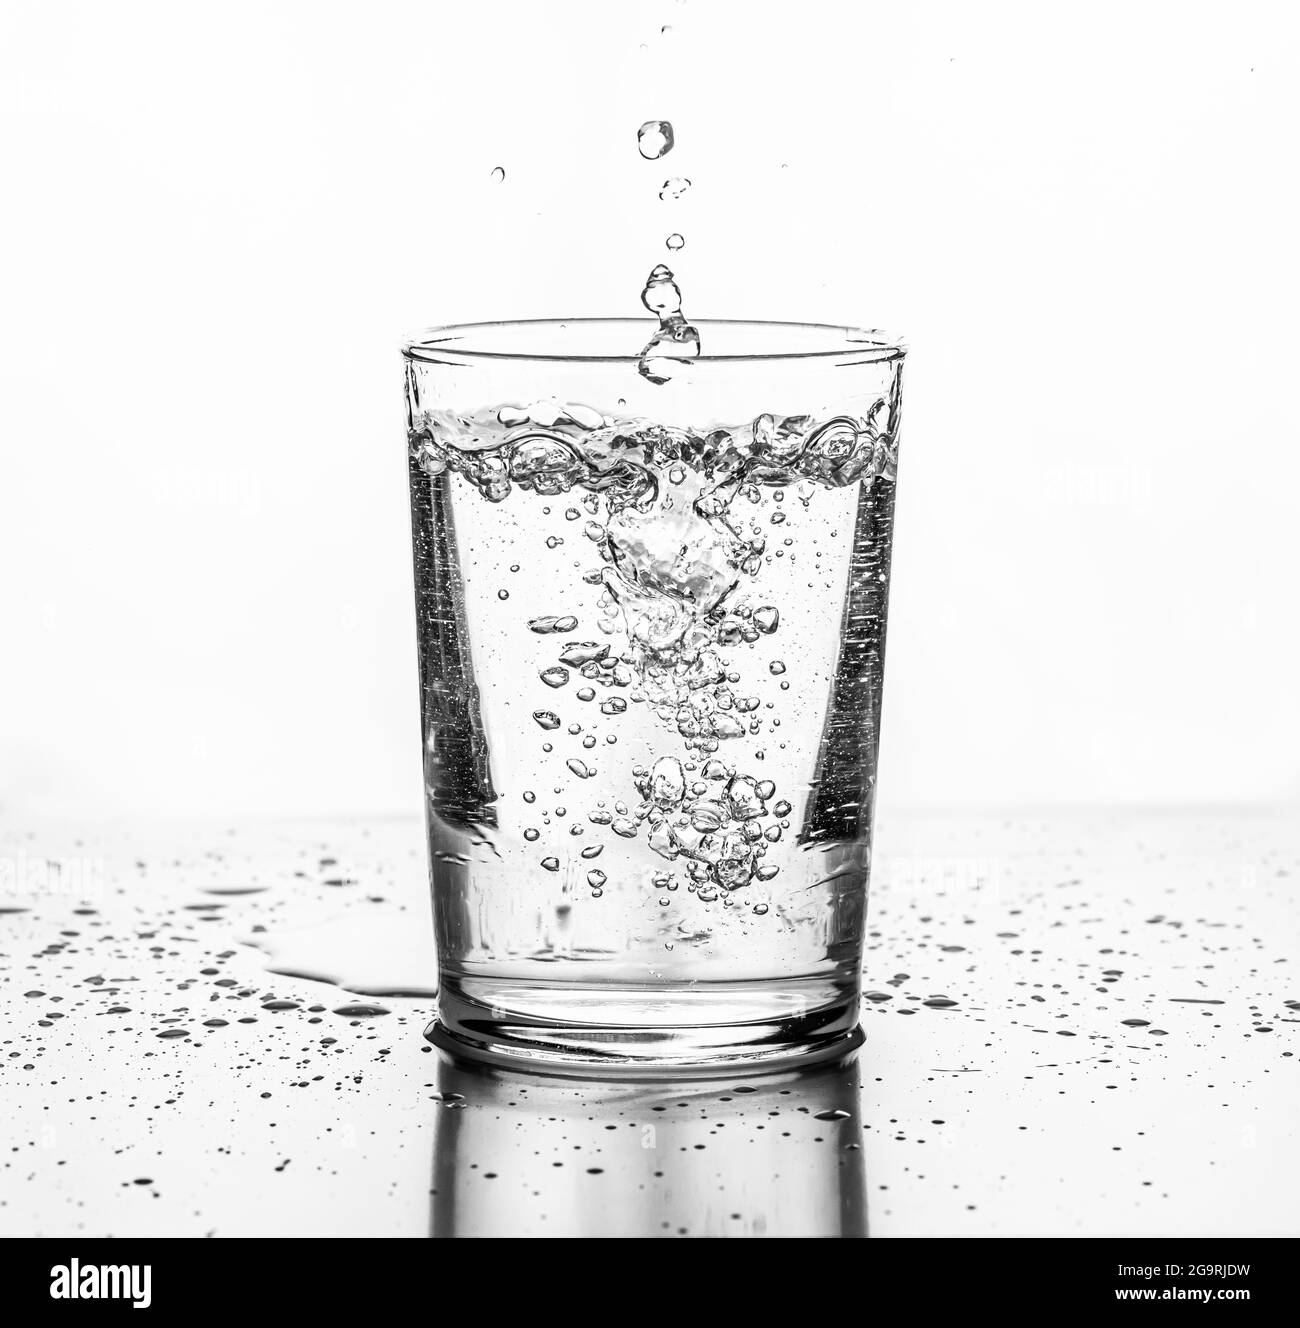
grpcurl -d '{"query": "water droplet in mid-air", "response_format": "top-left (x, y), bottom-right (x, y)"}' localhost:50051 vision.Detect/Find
top-left (533, 710), bottom-right (561, 730)
top-left (665, 233), bottom-right (684, 251)
top-left (490, 166), bottom-right (505, 183)
top-left (659, 177), bottom-right (691, 201)
top-left (540, 667), bottom-right (569, 688)
top-left (566, 758), bottom-right (595, 779)
top-left (637, 120), bottom-right (674, 159)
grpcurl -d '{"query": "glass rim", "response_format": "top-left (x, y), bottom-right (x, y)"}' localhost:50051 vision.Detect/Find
top-left (402, 318), bottom-right (906, 366)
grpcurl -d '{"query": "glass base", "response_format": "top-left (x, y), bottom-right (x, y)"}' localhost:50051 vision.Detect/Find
top-left (426, 974), bottom-right (864, 1079)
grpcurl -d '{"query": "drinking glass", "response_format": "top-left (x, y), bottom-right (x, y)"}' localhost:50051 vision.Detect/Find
top-left (403, 318), bottom-right (905, 1074)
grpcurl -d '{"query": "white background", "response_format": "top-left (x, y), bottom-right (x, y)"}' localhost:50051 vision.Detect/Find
top-left (2, 0), bottom-right (1297, 819)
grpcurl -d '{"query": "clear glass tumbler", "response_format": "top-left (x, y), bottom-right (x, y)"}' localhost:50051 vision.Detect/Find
top-left (403, 319), bottom-right (905, 1075)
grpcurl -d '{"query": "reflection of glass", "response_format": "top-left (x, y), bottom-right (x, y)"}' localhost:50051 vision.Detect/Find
top-left (427, 1048), bottom-right (868, 1237)
top-left (405, 319), bottom-right (906, 1074)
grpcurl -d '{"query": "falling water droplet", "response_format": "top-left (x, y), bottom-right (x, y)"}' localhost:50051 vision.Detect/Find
top-left (490, 166), bottom-right (505, 183)
top-left (659, 177), bottom-right (691, 201)
top-left (637, 120), bottom-right (674, 159)
top-left (665, 233), bottom-right (685, 251)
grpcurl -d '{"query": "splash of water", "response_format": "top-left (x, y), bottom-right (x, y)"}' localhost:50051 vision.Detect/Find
top-left (637, 263), bottom-right (700, 384)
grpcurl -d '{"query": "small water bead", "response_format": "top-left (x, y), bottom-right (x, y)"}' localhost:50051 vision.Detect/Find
top-left (755, 779), bottom-right (776, 800)
top-left (637, 119), bottom-right (674, 159)
top-left (611, 816), bottom-right (639, 838)
top-left (576, 687), bottom-right (596, 702)
top-left (755, 864), bottom-right (779, 881)
top-left (497, 589), bottom-right (509, 600)
top-left (773, 799), bottom-right (791, 817)
top-left (546, 536), bottom-right (564, 549)
top-left (668, 466), bottom-right (687, 485)
top-left (524, 828), bottom-right (540, 842)
top-left (567, 723), bottom-right (582, 735)
top-left (589, 810), bottom-right (613, 826)
top-left (566, 758), bottom-right (595, 779)
top-left (583, 735), bottom-right (597, 749)
top-left (490, 166), bottom-right (505, 182)
top-left (541, 857), bottom-right (560, 872)
top-left (587, 870), bottom-right (607, 888)
top-left (523, 790), bottom-right (536, 803)
top-left (659, 176), bottom-right (691, 200)
top-left (752, 903), bottom-right (769, 915)
top-left (510, 564), bottom-right (520, 573)
top-left (540, 667), bottom-right (569, 688)
top-left (769, 660), bottom-right (787, 675)
top-left (555, 806), bottom-right (567, 816)
top-left (533, 710), bottom-right (561, 730)
top-left (581, 845), bottom-right (604, 859)
top-left (565, 507), bottom-right (581, 521)
top-left (584, 522), bottom-right (607, 542)
top-left (665, 233), bottom-right (685, 251)
top-left (600, 697), bottom-right (627, 715)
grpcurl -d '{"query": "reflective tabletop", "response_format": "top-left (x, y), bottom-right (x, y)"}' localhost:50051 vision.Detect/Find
top-left (2, 811), bottom-right (1296, 1237)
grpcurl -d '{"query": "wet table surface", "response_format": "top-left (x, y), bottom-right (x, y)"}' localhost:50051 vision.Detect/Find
top-left (1, 810), bottom-right (1296, 1238)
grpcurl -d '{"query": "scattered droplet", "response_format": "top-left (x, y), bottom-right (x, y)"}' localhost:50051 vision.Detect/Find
top-left (637, 120), bottom-right (674, 159)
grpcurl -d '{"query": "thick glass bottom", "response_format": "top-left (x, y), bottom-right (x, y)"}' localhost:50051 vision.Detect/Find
top-left (426, 973), bottom-right (864, 1079)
